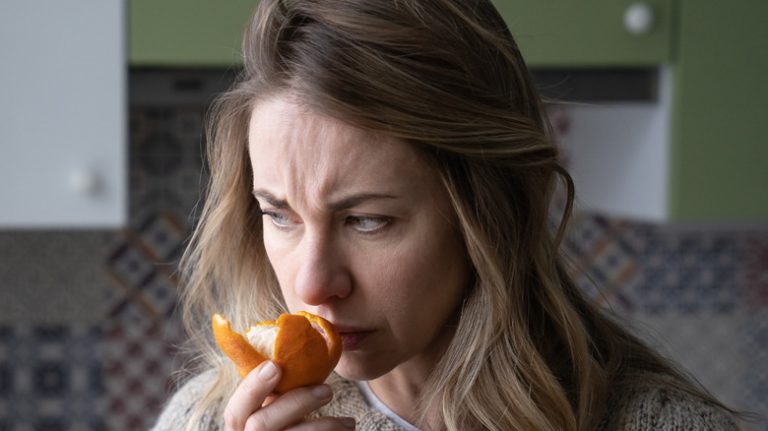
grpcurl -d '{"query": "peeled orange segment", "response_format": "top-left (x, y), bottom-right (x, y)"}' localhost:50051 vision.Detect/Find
top-left (211, 312), bottom-right (341, 393)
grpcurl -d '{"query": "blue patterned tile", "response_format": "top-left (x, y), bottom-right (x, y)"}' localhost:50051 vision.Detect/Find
top-left (107, 242), bottom-right (155, 288)
top-left (137, 275), bottom-right (179, 320)
top-left (33, 362), bottom-right (69, 397)
top-left (744, 236), bottom-right (768, 310)
top-left (137, 131), bottom-right (184, 177)
top-left (0, 324), bottom-right (104, 431)
top-left (136, 212), bottom-right (187, 262)
top-left (630, 231), bottom-right (742, 314)
top-left (106, 212), bottom-right (187, 326)
top-left (129, 108), bottom-right (206, 218)
top-left (105, 318), bottom-right (187, 430)
top-left (564, 214), bottom-right (639, 312)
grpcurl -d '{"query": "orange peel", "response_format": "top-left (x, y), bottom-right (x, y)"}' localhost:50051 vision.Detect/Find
top-left (212, 312), bottom-right (341, 393)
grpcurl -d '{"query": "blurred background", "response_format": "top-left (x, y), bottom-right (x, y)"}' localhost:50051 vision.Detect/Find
top-left (1, 0), bottom-right (766, 429)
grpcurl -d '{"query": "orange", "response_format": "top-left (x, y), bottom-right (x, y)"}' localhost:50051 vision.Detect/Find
top-left (212, 312), bottom-right (342, 393)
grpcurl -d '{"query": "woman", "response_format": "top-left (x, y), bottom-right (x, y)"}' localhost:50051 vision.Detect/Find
top-left (153, 0), bottom-right (741, 430)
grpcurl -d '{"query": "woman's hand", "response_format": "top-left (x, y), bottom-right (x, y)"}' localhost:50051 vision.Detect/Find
top-left (223, 361), bottom-right (356, 430)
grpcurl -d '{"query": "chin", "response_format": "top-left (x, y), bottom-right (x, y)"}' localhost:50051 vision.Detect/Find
top-left (333, 352), bottom-right (394, 381)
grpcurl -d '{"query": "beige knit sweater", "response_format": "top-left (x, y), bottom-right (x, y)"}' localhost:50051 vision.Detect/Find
top-left (151, 371), bottom-right (739, 430)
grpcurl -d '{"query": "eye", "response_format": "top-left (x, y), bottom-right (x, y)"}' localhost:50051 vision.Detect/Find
top-left (346, 215), bottom-right (390, 233)
top-left (260, 210), bottom-right (296, 229)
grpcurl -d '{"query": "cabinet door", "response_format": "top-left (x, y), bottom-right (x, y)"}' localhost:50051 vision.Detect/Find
top-left (0, 0), bottom-right (126, 228)
top-left (130, 0), bottom-right (671, 67)
top-left (492, 0), bottom-right (673, 66)
top-left (130, 0), bottom-right (258, 66)
top-left (669, 0), bottom-right (768, 220)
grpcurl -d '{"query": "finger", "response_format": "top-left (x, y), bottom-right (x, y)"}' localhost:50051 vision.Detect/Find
top-left (223, 361), bottom-right (281, 431)
top-left (285, 416), bottom-right (356, 431)
top-left (244, 385), bottom-right (334, 431)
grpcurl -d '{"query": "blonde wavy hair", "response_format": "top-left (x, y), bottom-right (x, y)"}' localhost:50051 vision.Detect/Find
top-left (176, 0), bottom-right (736, 430)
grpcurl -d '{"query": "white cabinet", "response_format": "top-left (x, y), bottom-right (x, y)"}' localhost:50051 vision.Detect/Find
top-left (0, 0), bottom-right (126, 228)
top-left (555, 68), bottom-right (672, 222)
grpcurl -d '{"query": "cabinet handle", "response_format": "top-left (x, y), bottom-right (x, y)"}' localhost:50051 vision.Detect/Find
top-left (624, 2), bottom-right (655, 35)
top-left (69, 169), bottom-right (102, 197)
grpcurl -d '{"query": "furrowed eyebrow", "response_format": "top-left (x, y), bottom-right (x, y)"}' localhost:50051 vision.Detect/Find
top-left (252, 189), bottom-right (397, 211)
top-left (326, 193), bottom-right (397, 211)
top-left (252, 189), bottom-right (289, 209)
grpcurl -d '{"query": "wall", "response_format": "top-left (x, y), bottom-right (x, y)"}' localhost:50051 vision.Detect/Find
top-left (0, 72), bottom-right (765, 430)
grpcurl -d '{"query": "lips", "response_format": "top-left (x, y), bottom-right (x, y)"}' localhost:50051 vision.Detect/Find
top-left (338, 331), bottom-right (374, 350)
top-left (332, 324), bottom-right (374, 351)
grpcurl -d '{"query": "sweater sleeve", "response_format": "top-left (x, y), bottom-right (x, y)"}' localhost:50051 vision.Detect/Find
top-left (150, 370), bottom-right (221, 431)
top-left (603, 383), bottom-right (739, 431)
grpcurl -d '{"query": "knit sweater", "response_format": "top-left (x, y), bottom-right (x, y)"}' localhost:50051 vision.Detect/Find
top-left (151, 371), bottom-right (738, 430)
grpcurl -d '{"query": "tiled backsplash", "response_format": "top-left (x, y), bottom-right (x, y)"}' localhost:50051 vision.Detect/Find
top-left (0, 95), bottom-right (765, 430)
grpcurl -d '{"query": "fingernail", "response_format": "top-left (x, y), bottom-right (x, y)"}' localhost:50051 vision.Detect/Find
top-left (258, 361), bottom-right (278, 380)
top-left (312, 384), bottom-right (332, 400)
top-left (340, 417), bottom-right (356, 429)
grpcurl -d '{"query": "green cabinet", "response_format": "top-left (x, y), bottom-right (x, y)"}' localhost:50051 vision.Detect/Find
top-left (129, 0), bottom-right (672, 67)
top-left (495, 0), bottom-right (768, 220)
top-left (129, 0), bottom-right (767, 221)
top-left (493, 0), bottom-right (674, 67)
top-left (668, 0), bottom-right (768, 221)
top-left (129, 0), bottom-right (257, 66)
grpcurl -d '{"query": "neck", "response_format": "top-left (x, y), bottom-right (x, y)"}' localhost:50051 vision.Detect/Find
top-left (367, 325), bottom-right (455, 430)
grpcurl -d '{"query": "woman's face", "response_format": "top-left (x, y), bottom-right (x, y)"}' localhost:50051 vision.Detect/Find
top-left (248, 96), bottom-right (471, 380)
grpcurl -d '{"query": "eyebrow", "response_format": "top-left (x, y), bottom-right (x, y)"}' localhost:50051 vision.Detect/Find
top-left (252, 189), bottom-right (398, 211)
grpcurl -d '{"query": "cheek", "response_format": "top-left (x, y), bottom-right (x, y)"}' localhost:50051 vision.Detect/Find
top-left (262, 227), bottom-right (297, 273)
top-left (375, 230), bottom-right (469, 323)
top-left (261, 233), bottom-right (297, 301)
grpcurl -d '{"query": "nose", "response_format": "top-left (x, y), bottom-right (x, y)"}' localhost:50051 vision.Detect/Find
top-left (293, 233), bottom-right (352, 306)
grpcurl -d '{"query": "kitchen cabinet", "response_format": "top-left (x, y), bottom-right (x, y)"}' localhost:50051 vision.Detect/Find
top-left (562, 0), bottom-right (768, 222)
top-left (128, 0), bottom-right (767, 221)
top-left (129, 0), bottom-right (671, 67)
top-left (667, 0), bottom-right (767, 220)
top-left (129, 0), bottom-right (257, 66)
top-left (0, 0), bottom-right (126, 228)
top-left (493, 0), bottom-right (674, 67)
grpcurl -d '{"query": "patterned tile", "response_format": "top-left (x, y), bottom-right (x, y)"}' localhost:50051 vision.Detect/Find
top-left (106, 211), bottom-right (188, 327)
top-left (744, 236), bottom-right (768, 310)
top-left (129, 108), bottom-right (206, 218)
top-left (104, 318), bottom-right (187, 431)
top-left (107, 241), bottom-right (156, 289)
top-left (564, 214), bottom-right (640, 312)
top-left (631, 231), bottom-right (742, 314)
top-left (137, 131), bottom-right (184, 176)
top-left (137, 212), bottom-right (188, 262)
top-left (567, 217), bottom-right (767, 427)
top-left (0, 325), bottom-right (104, 431)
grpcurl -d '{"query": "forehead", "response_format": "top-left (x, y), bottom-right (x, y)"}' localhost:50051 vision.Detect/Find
top-left (248, 96), bottom-right (384, 162)
top-left (247, 96), bottom-right (435, 199)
